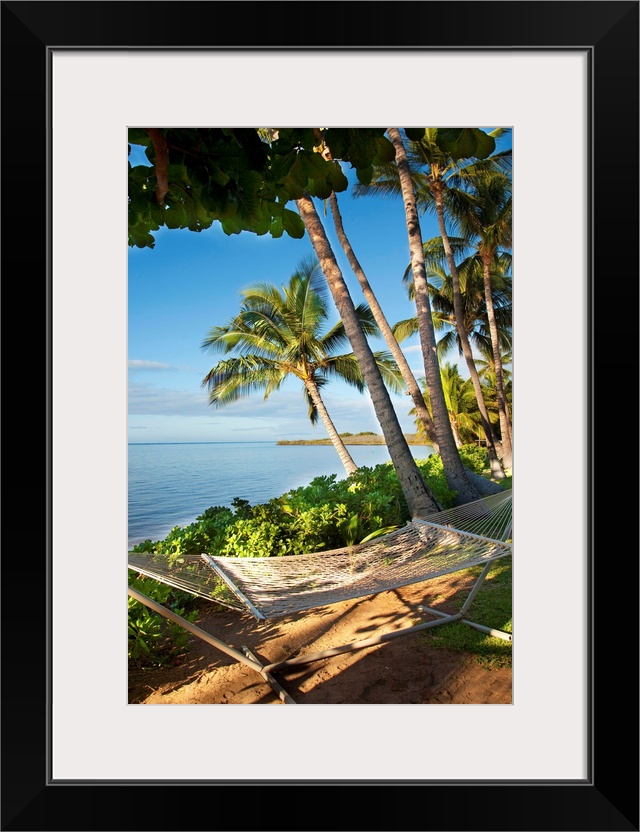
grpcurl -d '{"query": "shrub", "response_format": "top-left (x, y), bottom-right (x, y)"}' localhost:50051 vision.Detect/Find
top-left (127, 459), bottom-right (486, 664)
top-left (458, 444), bottom-right (490, 475)
top-left (415, 456), bottom-right (456, 508)
top-left (128, 572), bottom-right (199, 667)
top-left (130, 505), bottom-right (235, 558)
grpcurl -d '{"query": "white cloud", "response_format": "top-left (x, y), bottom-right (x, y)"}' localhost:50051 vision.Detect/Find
top-left (128, 376), bottom-right (420, 440)
top-left (128, 382), bottom-right (210, 416)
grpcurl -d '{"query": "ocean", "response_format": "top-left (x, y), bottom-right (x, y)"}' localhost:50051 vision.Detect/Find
top-left (128, 441), bottom-right (434, 548)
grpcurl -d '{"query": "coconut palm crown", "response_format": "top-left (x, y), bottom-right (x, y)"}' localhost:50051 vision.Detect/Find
top-left (395, 238), bottom-right (512, 364)
top-left (201, 256), bottom-right (402, 475)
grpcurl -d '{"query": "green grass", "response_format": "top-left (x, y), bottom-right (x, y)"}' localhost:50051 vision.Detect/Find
top-left (417, 560), bottom-right (513, 669)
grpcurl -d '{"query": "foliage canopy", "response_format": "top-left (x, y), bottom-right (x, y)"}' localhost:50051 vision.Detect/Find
top-left (128, 127), bottom-right (495, 247)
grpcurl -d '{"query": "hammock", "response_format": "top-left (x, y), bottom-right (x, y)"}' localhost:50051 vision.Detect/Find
top-left (128, 489), bottom-right (512, 703)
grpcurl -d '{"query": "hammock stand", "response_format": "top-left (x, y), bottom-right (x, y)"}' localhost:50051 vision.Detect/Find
top-left (128, 490), bottom-right (512, 704)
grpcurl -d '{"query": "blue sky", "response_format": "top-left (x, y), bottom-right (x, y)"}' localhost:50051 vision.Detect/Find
top-left (128, 131), bottom-right (511, 444)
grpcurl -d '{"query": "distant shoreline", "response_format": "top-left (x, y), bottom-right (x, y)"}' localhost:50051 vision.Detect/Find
top-left (277, 434), bottom-right (429, 446)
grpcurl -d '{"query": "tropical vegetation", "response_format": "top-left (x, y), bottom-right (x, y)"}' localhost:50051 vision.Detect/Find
top-left (128, 126), bottom-right (512, 514)
top-left (354, 128), bottom-right (512, 475)
top-left (127, 126), bottom-right (514, 671)
top-left (128, 447), bottom-right (510, 666)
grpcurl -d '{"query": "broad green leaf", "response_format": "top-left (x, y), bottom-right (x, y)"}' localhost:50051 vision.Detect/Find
top-left (285, 154), bottom-right (306, 186)
top-left (270, 216), bottom-right (284, 238)
top-left (326, 161), bottom-right (349, 192)
top-left (198, 184), bottom-right (225, 214)
top-left (322, 128), bottom-right (349, 160)
top-left (251, 206), bottom-right (272, 236)
top-left (128, 226), bottom-right (156, 248)
top-left (282, 208), bottom-right (305, 239)
top-left (237, 169), bottom-right (263, 194)
top-left (148, 198), bottom-right (167, 225)
top-left (128, 188), bottom-right (151, 214)
top-left (129, 165), bottom-right (153, 184)
top-left (128, 129), bottom-right (150, 146)
top-left (221, 196), bottom-right (238, 218)
top-left (269, 149), bottom-right (297, 182)
top-left (309, 177), bottom-right (332, 200)
top-left (290, 128), bottom-right (319, 153)
top-left (163, 202), bottom-right (187, 229)
top-left (209, 163), bottom-right (231, 187)
top-left (371, 136), bottom-right (396, 165)
top-left (356, 165), bottom-right (373, 186)
top-left (300, 150), bottom-right (330, 180)
top-left (220, 215), bottom-right (245, 236)
top-left (359, 524), bottom-right (399, 543)
top-left (166, 163), bottom-right (189, 182)
top-left (433, 128), bottom-right (496, 160)
top-left (270, 129), bottom-right (297, 155)
top-left (184, 195), bottom-right (202, 231)
top-left (283, 158), bottom-right (306, 199)
top-left (273, 183), bottom-right (290, 203)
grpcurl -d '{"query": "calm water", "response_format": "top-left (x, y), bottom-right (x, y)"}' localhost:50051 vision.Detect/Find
top-left (128, 441), bottom-right (433, 548)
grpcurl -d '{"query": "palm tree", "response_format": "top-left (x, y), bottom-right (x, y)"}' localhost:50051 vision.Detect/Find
top-left (359, 129), bottom-right (511, 479)
top-left (328, 190), bottom-right (440, 452)
top-left (397, 241), bottom-right (513, 424)
top-left (259, 130), bottom-right (442, 515)
top-left (311, 131), bottom-right (440, 452)
top-left (476, 351), bottom-right (512, 445)
top-left (396, 243), bottom-right (512, 464)
top-left (451, 170), bottom-right (513, 470)
top-left (387, 128), bottom-right (495, 503)
top-left (409, 133), bottom-right (507, 477)
top-left (411, 364), bottom-right (484, 448)
top-left (395, 238), bottom-right (512, 363)
top-left (295, 195), bottom-right (442, 516)
top-left (200, 256), bottom-right (403, 477)
top-left (441, 370), bottom-right (486, 447)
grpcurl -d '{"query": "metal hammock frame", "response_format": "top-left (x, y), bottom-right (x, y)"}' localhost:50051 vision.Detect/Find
top-left (128, 489), bottom-right (512, 704)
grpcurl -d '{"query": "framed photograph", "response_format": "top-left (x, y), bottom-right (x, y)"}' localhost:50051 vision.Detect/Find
top-left (3, 1), bottom-right (637, 830)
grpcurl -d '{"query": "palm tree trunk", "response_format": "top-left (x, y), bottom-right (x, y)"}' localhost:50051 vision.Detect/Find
top-left (328, 191), bottom-right (440, 453)
top-left (450, 417), bottom-right (464, 448)
top-left (431, 183), bottom-right (505, 480)
top-left (482, 253), bottom-right (513, 471)
top-left (387, 128), bottom-right (482, 505)
top-left (304, 378), bottom-right (359, 475)
top-left (296, 194), bottom-right (441, 517)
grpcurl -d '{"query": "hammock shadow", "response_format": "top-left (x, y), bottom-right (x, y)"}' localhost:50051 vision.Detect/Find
top-left (250, 577), bottom-right (510, 705)
top-left (128, 566), bottom-right (512, 705)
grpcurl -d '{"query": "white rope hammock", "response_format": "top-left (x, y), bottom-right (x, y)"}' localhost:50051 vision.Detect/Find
top-left (128, 550), bottom-right (247, 612)
top-left (128, 490), bottom-right (512, 621)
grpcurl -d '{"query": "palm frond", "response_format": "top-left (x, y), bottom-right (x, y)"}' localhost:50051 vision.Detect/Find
top-left (320, 303), bottom-right (379, 352)
top-left (201, 321), bottom-right (283, 357)
top-left (436, 330), bottom-right (460, 361)
top-left (316, 320), bottom-right (352, 355)
top-left (391, 317), bottom-right (420, 343)
top-left (201, 355), bottom-right (286, 406)
top-left (302, 385), bottom-right (319, 425)
top-left (372, 351), bottom-right (405, 394)
top-left (319, 354), bottom-right (367, 392)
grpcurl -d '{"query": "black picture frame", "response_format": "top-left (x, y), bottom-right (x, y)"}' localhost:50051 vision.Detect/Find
top-left (3, 2), bottom-right (638, 830)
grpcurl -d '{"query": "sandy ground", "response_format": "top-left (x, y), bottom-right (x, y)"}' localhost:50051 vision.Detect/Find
top-left (128, 569), bottom-right (512, 705)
